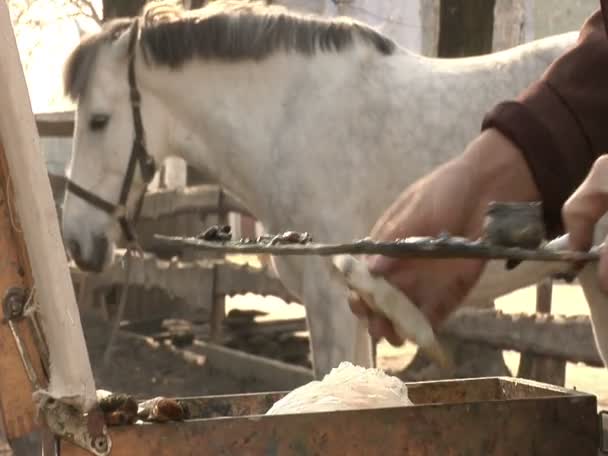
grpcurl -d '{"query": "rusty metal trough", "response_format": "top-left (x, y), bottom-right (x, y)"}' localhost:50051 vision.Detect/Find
top-left (60, 376), bottom-right (600, 455)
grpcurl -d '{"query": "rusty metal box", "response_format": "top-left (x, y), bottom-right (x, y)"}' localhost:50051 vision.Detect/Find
top-left (62, 376), bottom-right (601, 455)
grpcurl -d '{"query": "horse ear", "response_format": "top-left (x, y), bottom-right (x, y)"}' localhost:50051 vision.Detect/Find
top-left (112, 21), bottom-right (139, 61)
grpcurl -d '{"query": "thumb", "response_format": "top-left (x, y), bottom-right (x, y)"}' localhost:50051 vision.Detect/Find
top-left (563, 156), bottom-right (608, 251)
top-left (599, 237), bottom-right (608, 293)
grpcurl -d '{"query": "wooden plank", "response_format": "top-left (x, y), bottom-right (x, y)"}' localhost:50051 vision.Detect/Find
top-left (0, 143), bottom-right (47, 440)
top-left (209, 206), bottom-right (229, 342)
top-left (438, 0), bottom-right (496, 57)
top-left (441, 308), bottom-right (603, 366)
top-left (69, 254), bottom-right (296, 317)
top-left (0, 2), bottom-right (96, 412)
top-left (34, 111), bottom-right (74, 137)
top-left (139, 184), bottom-right (250, 220)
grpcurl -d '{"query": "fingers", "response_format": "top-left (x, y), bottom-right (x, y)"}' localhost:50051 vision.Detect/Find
top-left (347, 292), bottom-right (404, 346)
top-left (563, 155), bottom-right (608, 251)
top-left (600, 243), bottom-right (608, 293)
top-left (368, 315), bottom-right (403, 346)
top-left (347, 291), bottom-right (371, 319)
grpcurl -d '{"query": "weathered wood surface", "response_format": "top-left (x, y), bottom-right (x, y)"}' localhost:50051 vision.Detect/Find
top-left (139, 185), bottom-right (250, 220)
top-left (34, 111), bottom-right (73, 137)
top-left (0, 143), bottom-right (47, 440)
top-left (70, 253), bottom-right (297, 317)
top-left (0, 1), bottom-right (96, 414)
top-left (442, 308), bottom-right (603, 367)
top-left (71, 247), bottom-right (602, 368)
top-left (47, 173), bottom-right (251, 221)
top-left (517, 278), bottom-right (567, 386)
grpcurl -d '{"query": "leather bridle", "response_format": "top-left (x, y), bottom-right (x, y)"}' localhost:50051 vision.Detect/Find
top-left (65, 19), bottom-right (157, 244)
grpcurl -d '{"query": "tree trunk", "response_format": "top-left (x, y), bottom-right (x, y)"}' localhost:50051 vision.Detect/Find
top-left (102, 0), bottom-right (148, 20)
top-left (437, 0), bottom-right (497, 57)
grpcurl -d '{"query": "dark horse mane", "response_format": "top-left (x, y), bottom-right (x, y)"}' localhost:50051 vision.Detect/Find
top-left (63, 0), bottom-right (396, 101)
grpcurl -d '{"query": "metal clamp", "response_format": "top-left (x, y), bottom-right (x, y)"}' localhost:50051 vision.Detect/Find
top-left (35, 392), bottom-right (111, 456)
top-left (2, 287), bottom-right (27, 322)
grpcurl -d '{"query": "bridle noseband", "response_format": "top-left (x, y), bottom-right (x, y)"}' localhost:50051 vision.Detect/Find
top-left (65, 19), bottom-right (157, 244)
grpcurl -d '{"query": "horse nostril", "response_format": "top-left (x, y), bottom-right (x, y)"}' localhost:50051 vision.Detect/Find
top-left (92, 236), bottom-right (109, 264)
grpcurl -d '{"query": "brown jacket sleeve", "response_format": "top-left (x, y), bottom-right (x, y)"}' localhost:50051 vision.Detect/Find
top-left (481, 4), bottom-right (608, 237)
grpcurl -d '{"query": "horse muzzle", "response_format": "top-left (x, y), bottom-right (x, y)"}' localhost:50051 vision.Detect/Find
top-left (66, 234), bottom-right (110, 273)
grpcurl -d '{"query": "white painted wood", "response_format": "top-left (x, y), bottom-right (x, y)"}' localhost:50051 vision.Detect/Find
top-left (0, 2), bottom-right (97, 411)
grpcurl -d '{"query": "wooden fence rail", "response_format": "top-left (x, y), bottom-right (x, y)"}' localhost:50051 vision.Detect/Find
top-left (442, 308), bottom-right (602, 367)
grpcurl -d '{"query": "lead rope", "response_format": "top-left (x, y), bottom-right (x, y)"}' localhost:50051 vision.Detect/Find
top-left (102, 198), bottom-right (147, 367)
top-left (102, 19), bottom-right (148, 367)
top-left (102, 250), bottom-right (135, 367)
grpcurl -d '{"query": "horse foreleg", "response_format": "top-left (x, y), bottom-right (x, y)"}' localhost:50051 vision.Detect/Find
top-left (301, 262), bottom-right (374, 378)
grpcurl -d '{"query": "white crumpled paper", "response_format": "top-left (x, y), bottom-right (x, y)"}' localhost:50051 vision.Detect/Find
top-left (265, 362), bottom-right (413, 415)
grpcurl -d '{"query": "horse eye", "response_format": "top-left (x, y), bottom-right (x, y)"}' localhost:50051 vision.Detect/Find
top-left (89, 114), bottom-right (110, 131)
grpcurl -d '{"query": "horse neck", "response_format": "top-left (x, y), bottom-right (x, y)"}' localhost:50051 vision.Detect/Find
top-left (139, 45), bottom-right (380, 220)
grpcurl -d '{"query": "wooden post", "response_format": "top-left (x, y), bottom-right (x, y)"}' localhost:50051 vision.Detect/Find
top-left (517, 278), bottom-right (567, 385)
top-left (492, 0), bottom-right (527, 51)
top-left (0, 1), bottom-right (96, 412)
top-left (210, 206), bottom-right (229, 343)
top-left (102, 0), bottom-right (147, 20)
top-left (438, 0), bottom-right (497, 57)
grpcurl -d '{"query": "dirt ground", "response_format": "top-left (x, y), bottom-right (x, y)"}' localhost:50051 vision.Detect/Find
top-left (82, 312), bottom-right (276, 399)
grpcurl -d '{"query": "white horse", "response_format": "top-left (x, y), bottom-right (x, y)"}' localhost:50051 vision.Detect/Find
top-left (61, 0), bottom-right (605, 379)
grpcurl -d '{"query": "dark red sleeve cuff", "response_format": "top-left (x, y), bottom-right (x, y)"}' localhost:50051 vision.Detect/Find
top-left (481, 80), bottom-right (596, 237)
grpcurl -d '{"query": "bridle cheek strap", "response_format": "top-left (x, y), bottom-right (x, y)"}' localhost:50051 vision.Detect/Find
top-left (64, 19), bottom-right (156, 245)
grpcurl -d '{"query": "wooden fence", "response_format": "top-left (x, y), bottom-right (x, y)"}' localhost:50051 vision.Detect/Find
top-left (35, 110), bottom-right (602, 387)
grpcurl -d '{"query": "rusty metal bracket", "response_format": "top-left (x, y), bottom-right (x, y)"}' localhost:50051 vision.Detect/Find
top-left (34, 392), bottom-right (111, 456)
top-left (2, 287), bottom-right (27, 323)
top-left (1, 287), bottom-right (43, 393)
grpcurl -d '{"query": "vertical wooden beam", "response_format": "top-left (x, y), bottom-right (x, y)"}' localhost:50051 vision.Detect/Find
top-left (210, 206), bottom-right (229, 343)
top-left (0, 144), bottom-right (47, 441)
top-left (517, 278), bottom-right (567, 386)
top-left (438, 0), bottom-right (497, 57)
top-left (0, 1), bottom-right (96, 412)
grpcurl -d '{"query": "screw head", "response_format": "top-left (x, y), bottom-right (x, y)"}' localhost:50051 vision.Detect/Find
top-left (3, 288), bottom-right (25, 319)
top-left (91, 435), bottom-right (108, 453)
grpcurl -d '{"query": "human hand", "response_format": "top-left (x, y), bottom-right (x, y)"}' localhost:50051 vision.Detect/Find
top-left (348, 129), bottom-right (541, 346)
top-left (563, 155), bottom-right (608, 291)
